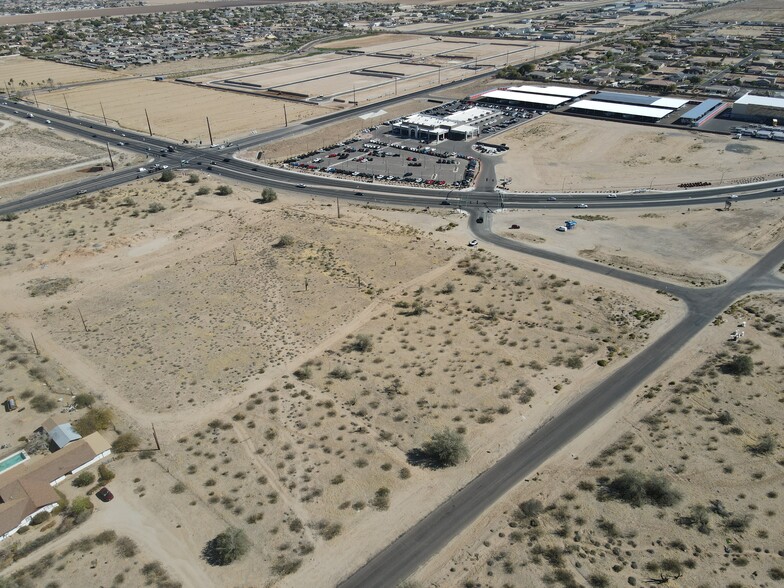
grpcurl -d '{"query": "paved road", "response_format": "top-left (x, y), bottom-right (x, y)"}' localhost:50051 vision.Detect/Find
top-left (337, 211), bottom-right (784, 588)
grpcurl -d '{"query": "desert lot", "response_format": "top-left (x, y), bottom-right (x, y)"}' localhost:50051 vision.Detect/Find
top-left (0, 172), bottom-right (720, 586)
top-left (495, 116), bottom-right (784, 192)
top-left (697, 0), bottom-right (784, 22)
top-left (0, 55), bottom-right (121, 86)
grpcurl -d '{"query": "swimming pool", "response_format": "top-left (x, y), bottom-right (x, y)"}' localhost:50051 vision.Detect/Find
top-left (0, 450), bottom-right (29, 474)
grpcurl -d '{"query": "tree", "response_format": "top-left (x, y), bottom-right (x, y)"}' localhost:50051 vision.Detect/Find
top-left (422, 428), bottom-right (469, 467)
top-left (74, 407), bottom-right (113, 435)
top-left (159, 169), bottom-right (174, 182)
top-left (187, 173), bottom-right (200, 184)
top-left (203, 527), bottom-right (250, 566)
top-left (721, 354), bottom-right (753, 376)
top-left (112, 432), bottom-right (140, 453)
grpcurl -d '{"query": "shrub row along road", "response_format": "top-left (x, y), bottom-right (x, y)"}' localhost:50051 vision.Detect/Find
top-left (337, 211), bottom-right (784, 588)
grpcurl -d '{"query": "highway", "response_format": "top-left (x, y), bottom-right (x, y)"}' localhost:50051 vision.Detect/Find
top-left (337, 212), bottom-right (784, 588)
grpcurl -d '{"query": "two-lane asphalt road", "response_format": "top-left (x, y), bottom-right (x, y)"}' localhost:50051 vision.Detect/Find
top-left (338, 211), bottom-right (784, 588)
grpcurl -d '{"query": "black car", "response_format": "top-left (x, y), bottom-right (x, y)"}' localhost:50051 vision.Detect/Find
top-left (96, 487), bottom-right (114, 502)
top-left (441, 200), bottom-right (450, 205)
top-left (354, 192), bottom-right (363, 196)
top-left (476, 217), bottom-right (484, 223)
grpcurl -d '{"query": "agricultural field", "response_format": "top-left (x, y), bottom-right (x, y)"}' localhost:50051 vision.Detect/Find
top-left (0, 56), bottom-right (121, 87)
top-left (414, 293), bottom-right (784, 588)
top-left (37, 79), bottom-right (327, 142)
top-left (494, 116), bottom-right (784, 193)
top-left (696, 0), bottom-right (784, 22)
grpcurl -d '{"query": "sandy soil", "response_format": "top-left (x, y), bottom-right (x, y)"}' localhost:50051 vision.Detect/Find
top-left (495, 116), bottom-right (784, 192)
top-left (414, 292), bottom-right (784, 588)
top-left (494, 200), bottom-right (784, 285)
top-left (36, 78), bottom-right (329, 142)
top-left (0, 116), bottom-right (107, 183)
top-left (0, 56), bottom-right (121, 86)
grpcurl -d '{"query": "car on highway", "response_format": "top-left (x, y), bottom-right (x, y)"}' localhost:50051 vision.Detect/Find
top-left (116, 142), bottom-right (125, 146)
top-left (296, 183), bottom-right (307, 188)
top-left (76, 189), bottom-right (88, 195)
top-left (510, 224), bottom-right (520, 229)
top-left (223, 158), bottom-right (230, 162)
top-left (96, 487), bottom-right (114, 502)
top-left (468, 239), bottom-right (478, 247)
top-left (606, 193), bottom-right (618, 198)
top-left (576, 203), bottom-right (588, 208)
top-left (547, 196), bottom-right (557, 201)
top-left (476, 217), bottom-right (484, 223)
top-left (440, 200), bottom-right (450, 205)
top-left (45, 119), bottom-right (51, 124)
top-left (354, 191), bottom-right (363, 196)
top-left (138, 167), bottom-right (147, 172)
top-left (26, 113), bottom-right (33, 118)
top-left (774, 187), bottom-right (784, 193)
top-left (728, 194), bottom-right (738, 199)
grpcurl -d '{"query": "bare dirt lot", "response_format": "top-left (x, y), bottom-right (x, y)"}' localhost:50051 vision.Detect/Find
top-left (414, 292), bottom-right (784, 588)
top-left (496, 199), bottom-right (784, 286)
top-left (37, 78), bottom-right (328, 142)
top-left (494, 116), bottom-right (784, 192)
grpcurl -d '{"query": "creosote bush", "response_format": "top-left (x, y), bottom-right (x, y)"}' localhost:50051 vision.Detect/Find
top-left (599, 470), bottom-right (681, 508)
top-left (422, 428), bottom-right (469, 467)
top-left (112, 432), bottom-right (141, 453)
top-left (203, 527), bottom-right (250, 566)
top-left (721, 354), bottom-right (753, 376)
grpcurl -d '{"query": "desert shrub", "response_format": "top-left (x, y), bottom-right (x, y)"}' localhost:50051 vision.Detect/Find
top-left (328, 366), bottom-right (352, 380)
top-left (30, 511), bottom-right (51, 525)
top-left (26, 277), bottom-right (75, 298)
top-left (98, 464), bottom-right (115, 482)
top-left (73, 393), bottom-right (95, 408)
top-left (272, 234), bottom-right (294, 249)
top-left (721, 354), bottom-right (753, 376)
top-left (352, 334), bottom-right (373, 353)
top-left (371, 487), bottom-right (391, 510)
top-left (146, 202), bottom-right (165, 214)
top-left (215, 185), bottom-right (233, 196)
top-left (68, 496), bottom-right (93, 518)
top-left (171, 482), bottom-right (186, 494)
top-left (599, 470), bottom-right (681, 508)
top-left (769, 568), bottom-right (784, 581)
top-left (115, 536), bottom-right (138, 558)
top-left (112, 432), bottom-right (140, 453)
top-left (716, 411), bottom-right (733, 425)
top-left (747, 434), bottom-right (776, 456)
top-left (255, 188), bottom-right (277, 203)
top-left (723, 514), bottom-right (752, 533)
top-left (95, 530), bottom-right (117, 544)
top-left (588, 574), bottom-right (610, 588)
top-left (314, 520), bottom-right (342, 540)
top-left (196, 186), bottom-right (210, 196)
top-left (271, 557), bottom-right (302, 576)
top-left (72, 471), bottom-right (95, 488)
top-left (30, 394), bottom-right (57, 413)
top-left (159, 169), bottom-right (175, 182)
top-left (519, 499), bottom-right (544, 518)
top-left (187, 173), bottom-right (200, 184)
top-left (422, 428), bottom-right (469, 467)
top-left (73, 407), bottom-right (113, 435)
top-left (293, 365), bottom-right (312, 380)
top-left (565, 355), bottom-right (583, 369)
top-left (203, 527), bottom-right (250, 566)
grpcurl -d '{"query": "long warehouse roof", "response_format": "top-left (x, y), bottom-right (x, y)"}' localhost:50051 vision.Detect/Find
top-left (594, 91), bottom-right (688, 109)
top-left (734, 93), bottom-right (784, 108)
top-left (480, 90), bottom-right (569, 105)
top-left (507, 85), bottom-right (589, 98)
top-left (568, 99), bottom-right (672, 119)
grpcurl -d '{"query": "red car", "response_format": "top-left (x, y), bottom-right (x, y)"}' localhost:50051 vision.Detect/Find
top-left (96, 487), bottom-right (114, 502)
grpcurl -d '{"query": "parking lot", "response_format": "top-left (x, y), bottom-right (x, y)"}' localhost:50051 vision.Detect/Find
top-left (282, 99), bottom-right (542, 188)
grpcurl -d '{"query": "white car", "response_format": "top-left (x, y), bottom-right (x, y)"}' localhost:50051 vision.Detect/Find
top-left (138, 167), bottom-right (147, 172)
top-left (296, 183), bottom-right (307, 188)
top-left (556, 226), bottom-right (567, 232)
top-left (606, 193), bottom-right (617, 198)
top-left (468, 239), bottom-right (479, 247)
top-left (45, 119), bottom-right (51, 124)
top-left (728, 194), bottom-right (738, 199)
top-left (576, 203), bottom-right (588, 208)
top-left (774, 187), bottom-right (784, 193)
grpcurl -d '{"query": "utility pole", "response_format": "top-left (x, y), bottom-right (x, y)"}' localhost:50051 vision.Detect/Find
top-left (283, 103), bottom-right (288, 127)
top-left (100, 101), bottom-right (108, 125)
top-left (144, 108), bottom-right (153, 136)
top-left (232, 244), bottom-right (238, 265)
top-left (31, 333), bottom-right (39, 355)
top-left (30, 87), bottom-right (39, 107)
top-left (206, 116), bottom-right (214, 146)
top-left (63, 95), bottom-right (71, 116)
top-left (336, 196), bottom-right (341, 219)
top-left (3, 82), bottom-right (9, 98)
top-left (106, 142), bottom-right (115, 171)
top-left (353, 85), bottom-right (357, 105)
top-left (394, 76), bottom-right (398, 95)
top-left (304, 278), bottom-right (308, 292)
top-left (77, 307), bottom-right (89, 333)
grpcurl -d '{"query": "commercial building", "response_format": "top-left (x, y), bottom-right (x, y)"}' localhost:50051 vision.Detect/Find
top-left (392, 106), bottom-right (496, 142)
top-left (566, 99), bottom-right (673, 122)
top-left (731, 93), bottom-right (784, 124)
top-left (676, 98), bottom-right (727, 127)
top-left (478, 89), bottom-right (571, 109)
top-left (506, 85), bottom-right (590, 99)
top-left (0, 432), bottom-right (111, 542)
